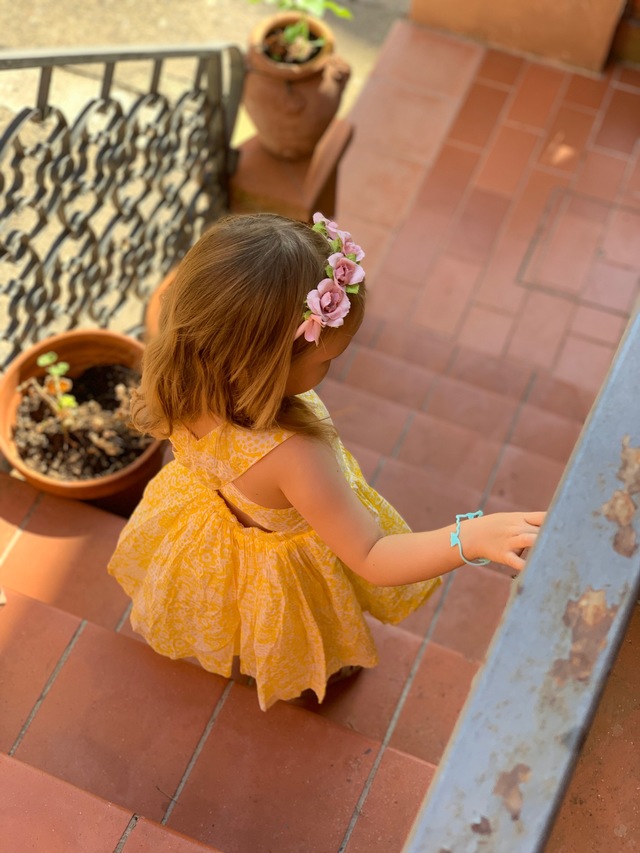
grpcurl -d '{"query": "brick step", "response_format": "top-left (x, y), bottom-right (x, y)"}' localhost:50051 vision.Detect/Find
top-left (0, 587), bottom-right (450, 853)
top-left (0, 753), bottom-right (222, 853)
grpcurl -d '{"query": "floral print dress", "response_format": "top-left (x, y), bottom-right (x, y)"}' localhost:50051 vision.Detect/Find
top-left (108, 391), bottom-right (440, 710)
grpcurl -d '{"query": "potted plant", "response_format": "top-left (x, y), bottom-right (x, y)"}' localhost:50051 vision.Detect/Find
top-left (0, 329), bottom-right (165, 517)
top-left (244, 0), bottom-right (353, 160)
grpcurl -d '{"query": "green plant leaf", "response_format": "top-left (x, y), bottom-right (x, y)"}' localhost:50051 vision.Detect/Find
top-left (323, 0), bottom-right (352, 19)
top-left (36, 351), bottom-right (58, 367)
top-left (47, 361), bottom-right (70, 376)
top-left (345, 284), bottom-right (360, 294)
top-left (58, 394), bottom-right (77, 409)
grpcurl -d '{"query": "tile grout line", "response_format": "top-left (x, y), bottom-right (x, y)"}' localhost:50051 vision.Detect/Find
top-left (113, 814), bottom-right (139, 853)
top-left (115, 601), bottom-right (133, 633)
top-left (337, 572), bottom-right (456, 853)
top-left (160, 679), bottom-right (234, 826)
top-left (0, 491), bottom-right (43, 567)
top-left (478, 370), bottom-right (539, 510)
top-left (9, 619), bottom-right (87, 756)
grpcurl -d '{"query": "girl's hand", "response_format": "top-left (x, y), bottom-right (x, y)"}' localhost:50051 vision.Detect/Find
top-left (464, 512), bottom-right (546, 572)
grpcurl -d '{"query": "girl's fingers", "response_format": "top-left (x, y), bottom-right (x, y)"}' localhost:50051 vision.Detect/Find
top-left (505, 551), bottom-right (526, 572)
top-left (524, 511), bottom-right (546, 527)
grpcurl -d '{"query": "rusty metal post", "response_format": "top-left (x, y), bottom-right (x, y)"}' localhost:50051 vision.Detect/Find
top-left (405, 307), bottom-right (640, 853)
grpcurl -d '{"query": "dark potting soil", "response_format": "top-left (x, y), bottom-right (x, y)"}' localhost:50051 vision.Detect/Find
top-left (14, 364), bottom-right (154, 481)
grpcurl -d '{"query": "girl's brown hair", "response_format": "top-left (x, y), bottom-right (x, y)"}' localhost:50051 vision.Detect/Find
top-left (132, 213), bottom-right (365, 439)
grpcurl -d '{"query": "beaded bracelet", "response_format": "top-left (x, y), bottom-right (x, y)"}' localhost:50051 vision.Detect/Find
top-left (450, 511), bottom-right (490, 566)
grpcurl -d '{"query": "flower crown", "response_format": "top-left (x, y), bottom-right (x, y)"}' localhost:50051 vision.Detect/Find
top-left (295, 212), bottom-right (366, 346)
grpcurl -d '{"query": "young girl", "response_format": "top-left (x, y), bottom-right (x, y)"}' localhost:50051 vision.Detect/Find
top-left (108, 212), bottom-right (544, 711)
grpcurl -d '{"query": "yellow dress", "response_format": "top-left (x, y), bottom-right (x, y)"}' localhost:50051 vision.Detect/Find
top-left (108, 391), bottom-right (440, 710)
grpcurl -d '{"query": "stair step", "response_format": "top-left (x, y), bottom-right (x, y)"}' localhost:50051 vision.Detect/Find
top-left (0, 753), bottom-right (222, 853)
top-left (0, 485), bottom-right (129, 629)
top-left (0, 588), bottom-right (447, 853)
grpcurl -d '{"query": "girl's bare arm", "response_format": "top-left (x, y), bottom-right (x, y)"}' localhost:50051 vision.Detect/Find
top-left (277, 436), bottom-right (544, 586)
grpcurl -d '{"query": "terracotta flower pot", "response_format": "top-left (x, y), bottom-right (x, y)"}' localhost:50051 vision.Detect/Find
top-left (0, 329), bottom-right (165, 517)
top-left (243, 13), bottom-right (351, 161)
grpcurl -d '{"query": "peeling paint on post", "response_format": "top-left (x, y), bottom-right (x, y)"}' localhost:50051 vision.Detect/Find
top-left (493, 764), bottom-right (531, 821)
top-left (601, 436), bottom-right (640, 557)
top-left (550, 588), bottom-right (619, 685)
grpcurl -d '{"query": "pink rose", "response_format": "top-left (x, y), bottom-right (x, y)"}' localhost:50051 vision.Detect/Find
top-left (328, 253), bottom-right (366, 288)
top-left (295, 314), bottom-right (323, 344)
top-left (306, 278), bottom-right (351, 327)
top-left (313, 212), bottom-right (340, 240)
top-left (337, 230), bottom-right (365, 261)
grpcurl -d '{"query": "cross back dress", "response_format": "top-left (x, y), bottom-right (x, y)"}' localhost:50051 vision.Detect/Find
top-left (107, 391), bottom-right (439, 709)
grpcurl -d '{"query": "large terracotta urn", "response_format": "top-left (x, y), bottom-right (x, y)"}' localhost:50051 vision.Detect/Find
top-left (243, 13), bottom-right (351, 161)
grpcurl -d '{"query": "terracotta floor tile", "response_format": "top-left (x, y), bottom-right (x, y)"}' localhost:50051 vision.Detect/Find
top-left (318, 379), bottom-right (411, 456)
top-left (448, 346), bottom-right (534, 400)
top-left (489, 445), bottom-right (566, 508)
top-left (616, 64), bottom-right (640, 89)
top-left (506, 64), bottom-right (566, 129)
top-left (621, 153), bottom-right (640, 211)
top-left (563, 71), bottom-right (610, 110)
top-left (510, 404), bottom-right (583, 464)
top-left (0, 753), bottom-right (132, 853)
top-left (574, 149), bottom-right (628, 202)
top-left (0, 473), bottom-right (39, 557)
top-left (0, 494), bottom-right (129, 629)
top-left (537, 104), bottom-right (595, 174)
top-left (600, 207), bottom-right (640, 268)
top-left (366, 274), bottom-right (420, 324)
top-left (390, 642), bottom-right (479, 764)
top-left (506, 291), bottom-right (575, 369)
top-left (380, 208), bottom-right (451, 285)
top-left (396, 412), bottom-right (501, 494)
top-left (424, 375), bottom-right (519, 442)
top-left (0, 590), bottom-right (81, 752)
top-left (447, 83), bottom-right (509, 148)
top-left (431, 565), bottom-right (514, 661)
top-left (342, 347), bottom-right (435, 409)
top-left (292, 618), bottom-right (423, 741)
top-left (374, 458), bottom-right (483, 532)
top-left (570, 304), bottom-right (628, 345)
top-left (415, 143), bottom-right (481, 216)
top-left (168, 685), bottom-right (378, 853)
top-left (400, 580), bottom-right (446, 637)
top-left (529, 204), bottom-right (606, 296)
top-left (476, 49), bottom-right (523, 87)
top-left (125, 818), bottom-right (224, 853)
top-left (527, 372), bottom-right (596, 422)
top-left (456, 304), bottom-right (513, 357)
top-left (374, 321), bottom-right (455, 372)
top-left (476, 124), bottom-right (540, 197)
top-left (337, 143), bottom-right (426, 228)
top-left (553, 335), bottom-right (616, 392)
top-left (351, 77), bottom-right (458, 165)
top-left (545, 604), bottom-right (640, 853)
top-left (345, 748), bottom-right (436, 853)
top-left (413, 254), bottom-right (482, 337)
top-left (447, 188), bottom-right (511, 264)
top-left (581, 259), bottom-right (640, 313)
top-left (373, 21), bottom-right (482, 99)
top-left (595, 88), bottom-right (640, 155)
top-left (473, 232), bottom-right (529, 315)
top-left (506, 168), bottom-right (570, 240)
top-left (15, 624), bottom-right (227, 821)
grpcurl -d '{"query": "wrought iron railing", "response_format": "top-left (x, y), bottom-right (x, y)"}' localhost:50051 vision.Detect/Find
top-left (404, 305), bottom-right (640, 852)
top-left (0, 45), bottom-right (244, 369)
